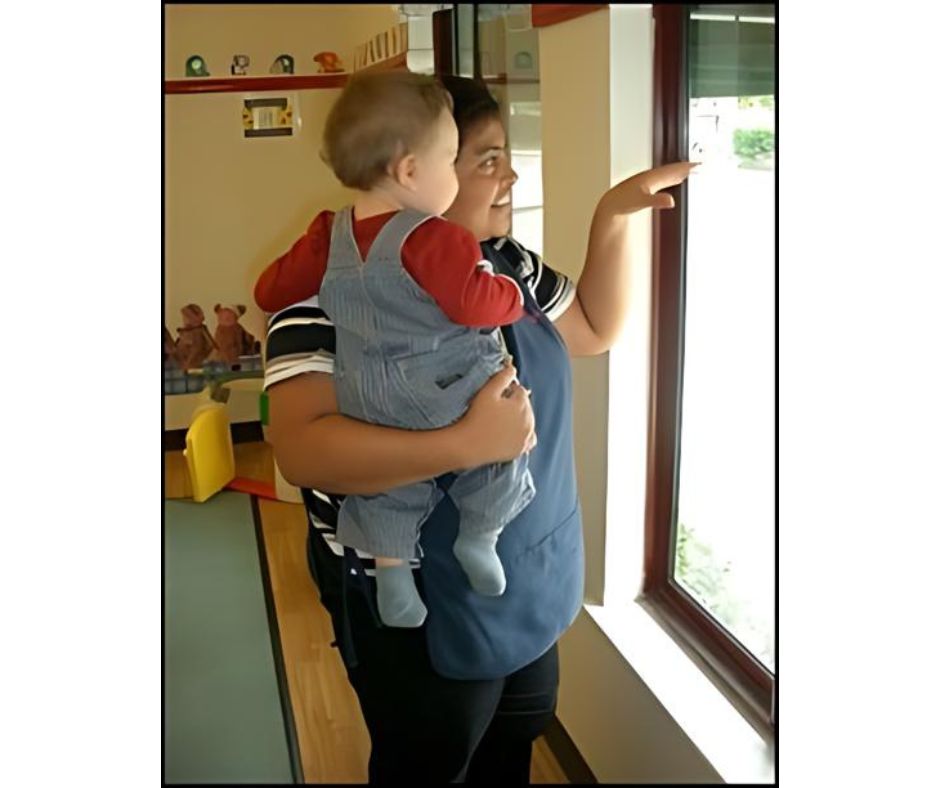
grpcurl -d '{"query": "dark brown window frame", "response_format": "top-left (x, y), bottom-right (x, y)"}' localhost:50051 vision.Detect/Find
top-left (638, 3), bottom-right (776, 738)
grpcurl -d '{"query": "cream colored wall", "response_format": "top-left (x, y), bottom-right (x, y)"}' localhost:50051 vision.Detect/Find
top-left (540, 7), bottom-right (721, 782)
top-left (164, 4), bottom-right (398, 428)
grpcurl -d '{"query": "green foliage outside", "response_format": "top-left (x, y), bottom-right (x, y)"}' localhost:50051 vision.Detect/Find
top-left (733, 128), bottom-right (775, 160)
top-left (675, 521), bottom-right (734, 615)
top-left (675, 521), bottom-right (774, 669)
top-left (738, 95), bottom-right (774, 110)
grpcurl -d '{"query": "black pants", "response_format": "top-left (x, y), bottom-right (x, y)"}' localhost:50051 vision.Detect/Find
top-left (307, 527), bottom-right (559, 784)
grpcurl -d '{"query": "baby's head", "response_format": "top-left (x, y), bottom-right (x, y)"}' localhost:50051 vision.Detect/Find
top-left (321, 70), bottom-right (459, 215)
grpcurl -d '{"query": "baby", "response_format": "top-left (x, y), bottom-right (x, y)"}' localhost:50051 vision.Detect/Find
top-left (259, 71), bottom-right (535, 628)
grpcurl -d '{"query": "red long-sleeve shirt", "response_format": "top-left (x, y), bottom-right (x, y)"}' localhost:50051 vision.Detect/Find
top-left (254, 210), bottom-right (524, 327)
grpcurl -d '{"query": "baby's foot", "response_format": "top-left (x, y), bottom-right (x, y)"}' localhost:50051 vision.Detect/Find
top-left (375, 563), bottom-right (427, 628)
top-left (452, 533), bottom-right (506, 596)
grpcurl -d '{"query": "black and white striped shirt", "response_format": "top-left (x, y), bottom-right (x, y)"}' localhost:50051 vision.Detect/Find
top-left (263, 236), bottom-right (576, 576)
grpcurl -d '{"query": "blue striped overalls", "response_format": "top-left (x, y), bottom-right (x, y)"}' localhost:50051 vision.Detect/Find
top-left (318, 207), bottom-right (536, 565)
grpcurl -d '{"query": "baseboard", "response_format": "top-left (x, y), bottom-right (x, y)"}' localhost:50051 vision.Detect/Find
top-left (250, 495), bottom-right (306, 784)
top-left (163, 420), bottom-right (265, 452)
top-left (544, 715), bottom-right (597, 784)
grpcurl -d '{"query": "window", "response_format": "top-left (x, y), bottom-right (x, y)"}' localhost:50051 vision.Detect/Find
top-left (448, 4), bottom-right (545, 255)
top-left (641, 3), bottom-right (776, 732)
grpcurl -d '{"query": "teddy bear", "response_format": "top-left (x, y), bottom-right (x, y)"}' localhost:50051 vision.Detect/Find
top-left (163, 325), bottom-right (180, 368)
top-left (211, 304), bottom-right (260, 366)
top-left (175, 303), bottom-right (217, 371)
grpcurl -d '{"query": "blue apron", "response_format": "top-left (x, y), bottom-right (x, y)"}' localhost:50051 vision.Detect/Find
top-left (339, 239), bottom-right (584, 681)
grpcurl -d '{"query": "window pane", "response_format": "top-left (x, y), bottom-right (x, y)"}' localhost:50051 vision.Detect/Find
top-left (673, 7), bottom-right (775, 671)
top-left (456, 3), bottom-right (475, 77)
top-left (477, 5), bottom-right (543, 256)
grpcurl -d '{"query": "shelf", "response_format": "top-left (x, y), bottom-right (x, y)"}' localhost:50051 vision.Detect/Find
top-left (164, 53), bottom-right (408, 95)
top-left (481, 74), bottom-right (540, 85)
top-left (165, 73), bottom-right (346, 95)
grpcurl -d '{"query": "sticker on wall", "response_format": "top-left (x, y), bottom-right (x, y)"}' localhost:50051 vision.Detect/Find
top-left (230, 54), bottom-right (250, 75)
top-left (270, 54), bottom-right (294, 74)
top-left (241, 93), bottom-right (299, 138)
top-left (313, 51), bottom-right (345, 73)
top-left (185, 55), bottom-right (210, 77)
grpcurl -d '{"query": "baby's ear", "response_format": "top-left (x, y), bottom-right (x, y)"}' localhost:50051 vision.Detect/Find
top-left (388, 151), bottom-right (417, 189)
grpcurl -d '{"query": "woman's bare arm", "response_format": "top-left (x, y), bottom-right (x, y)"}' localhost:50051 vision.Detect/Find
top-left (554, 162), bottom-right (698, 356)
top-left (268, 364), bottom-right (535, 496)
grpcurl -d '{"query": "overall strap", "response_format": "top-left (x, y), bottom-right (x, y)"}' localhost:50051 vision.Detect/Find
top-left (364, 208), bottom-right (436, 268)
top-left (325, 206), bottom-right (363, 271)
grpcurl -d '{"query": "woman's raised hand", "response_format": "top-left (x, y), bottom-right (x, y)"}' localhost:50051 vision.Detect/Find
top-left (599, 161), bottom-right (699, 215)
top-left (454, 363), bottom-right (536, 469)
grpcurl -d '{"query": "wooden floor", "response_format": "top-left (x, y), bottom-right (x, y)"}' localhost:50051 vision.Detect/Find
top-left (165, 441), bottom-right (568, 784)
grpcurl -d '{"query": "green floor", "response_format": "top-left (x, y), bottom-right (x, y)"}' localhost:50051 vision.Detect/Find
top-left (164, 492), bottom-right (295, 784)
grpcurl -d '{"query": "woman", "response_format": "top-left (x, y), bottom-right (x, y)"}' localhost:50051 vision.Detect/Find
top-left (257, 74), bottom-right (694, 783)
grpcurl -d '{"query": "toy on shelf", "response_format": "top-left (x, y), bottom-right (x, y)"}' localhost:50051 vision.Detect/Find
top-left (185, 55), bottom-right (210, 77)
top-left (313, 51), bottom-right (345, 73)
top-left (164, 325), bottom-right (180, 368)
top-left (270, 54), bottom-right (294, 74)
top-left (231, 54), bottom-right (250, 75)
top-left (211, 304), bottom-right (260, 367)
top-left (175, 303), bottom-right (218, 371)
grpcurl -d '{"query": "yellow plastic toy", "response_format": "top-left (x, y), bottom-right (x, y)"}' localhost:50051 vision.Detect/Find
top-left (182, 386), bottom-right (303, 504)
top-left (183, 403), bottom-right (236, 503)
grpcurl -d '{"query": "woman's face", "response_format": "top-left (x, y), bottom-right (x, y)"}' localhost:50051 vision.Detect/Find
top-left (443, 115), bottom-right (518, 242)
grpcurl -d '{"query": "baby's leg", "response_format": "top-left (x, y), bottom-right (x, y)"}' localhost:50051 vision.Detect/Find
top-left (451, 529), bottom-right (506, 596)
top-left (374, 556), bottom-right (426, 628)
top-left (337, 480), bottom-right (442, 628)
top-left (448, 458), bottom-right (536, 596)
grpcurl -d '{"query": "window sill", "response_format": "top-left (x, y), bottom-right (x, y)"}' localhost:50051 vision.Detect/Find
top-left (583, 602), bottom-right (775, 784)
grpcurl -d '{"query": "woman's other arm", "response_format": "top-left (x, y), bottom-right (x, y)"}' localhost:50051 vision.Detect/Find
top-left (554, 162), bottom-right (698, 356)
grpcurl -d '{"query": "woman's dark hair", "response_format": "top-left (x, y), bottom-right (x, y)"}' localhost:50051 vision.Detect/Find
top-left (437, 74), bottom-right (502, 150)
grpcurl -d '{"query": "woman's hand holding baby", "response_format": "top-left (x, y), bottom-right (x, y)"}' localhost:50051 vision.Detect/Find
top-left (454, 364), bottom-right (536, 470)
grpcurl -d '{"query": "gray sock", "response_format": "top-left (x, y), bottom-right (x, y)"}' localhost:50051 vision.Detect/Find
top-left (375, 563), bottom-right (427, 628)
top-left (452, 532), bottom-right (506, 596)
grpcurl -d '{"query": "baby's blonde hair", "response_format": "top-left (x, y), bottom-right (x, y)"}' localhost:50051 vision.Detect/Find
top-left (321, 70), bottom-right (454, 190)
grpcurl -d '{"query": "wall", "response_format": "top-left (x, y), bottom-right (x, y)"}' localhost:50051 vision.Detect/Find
top-left (164, 4), bottom-right (399, 428)
top-left (540, 7), bottom-right (722, 782)
top-left (164, 3), bottom-right (399, 80)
